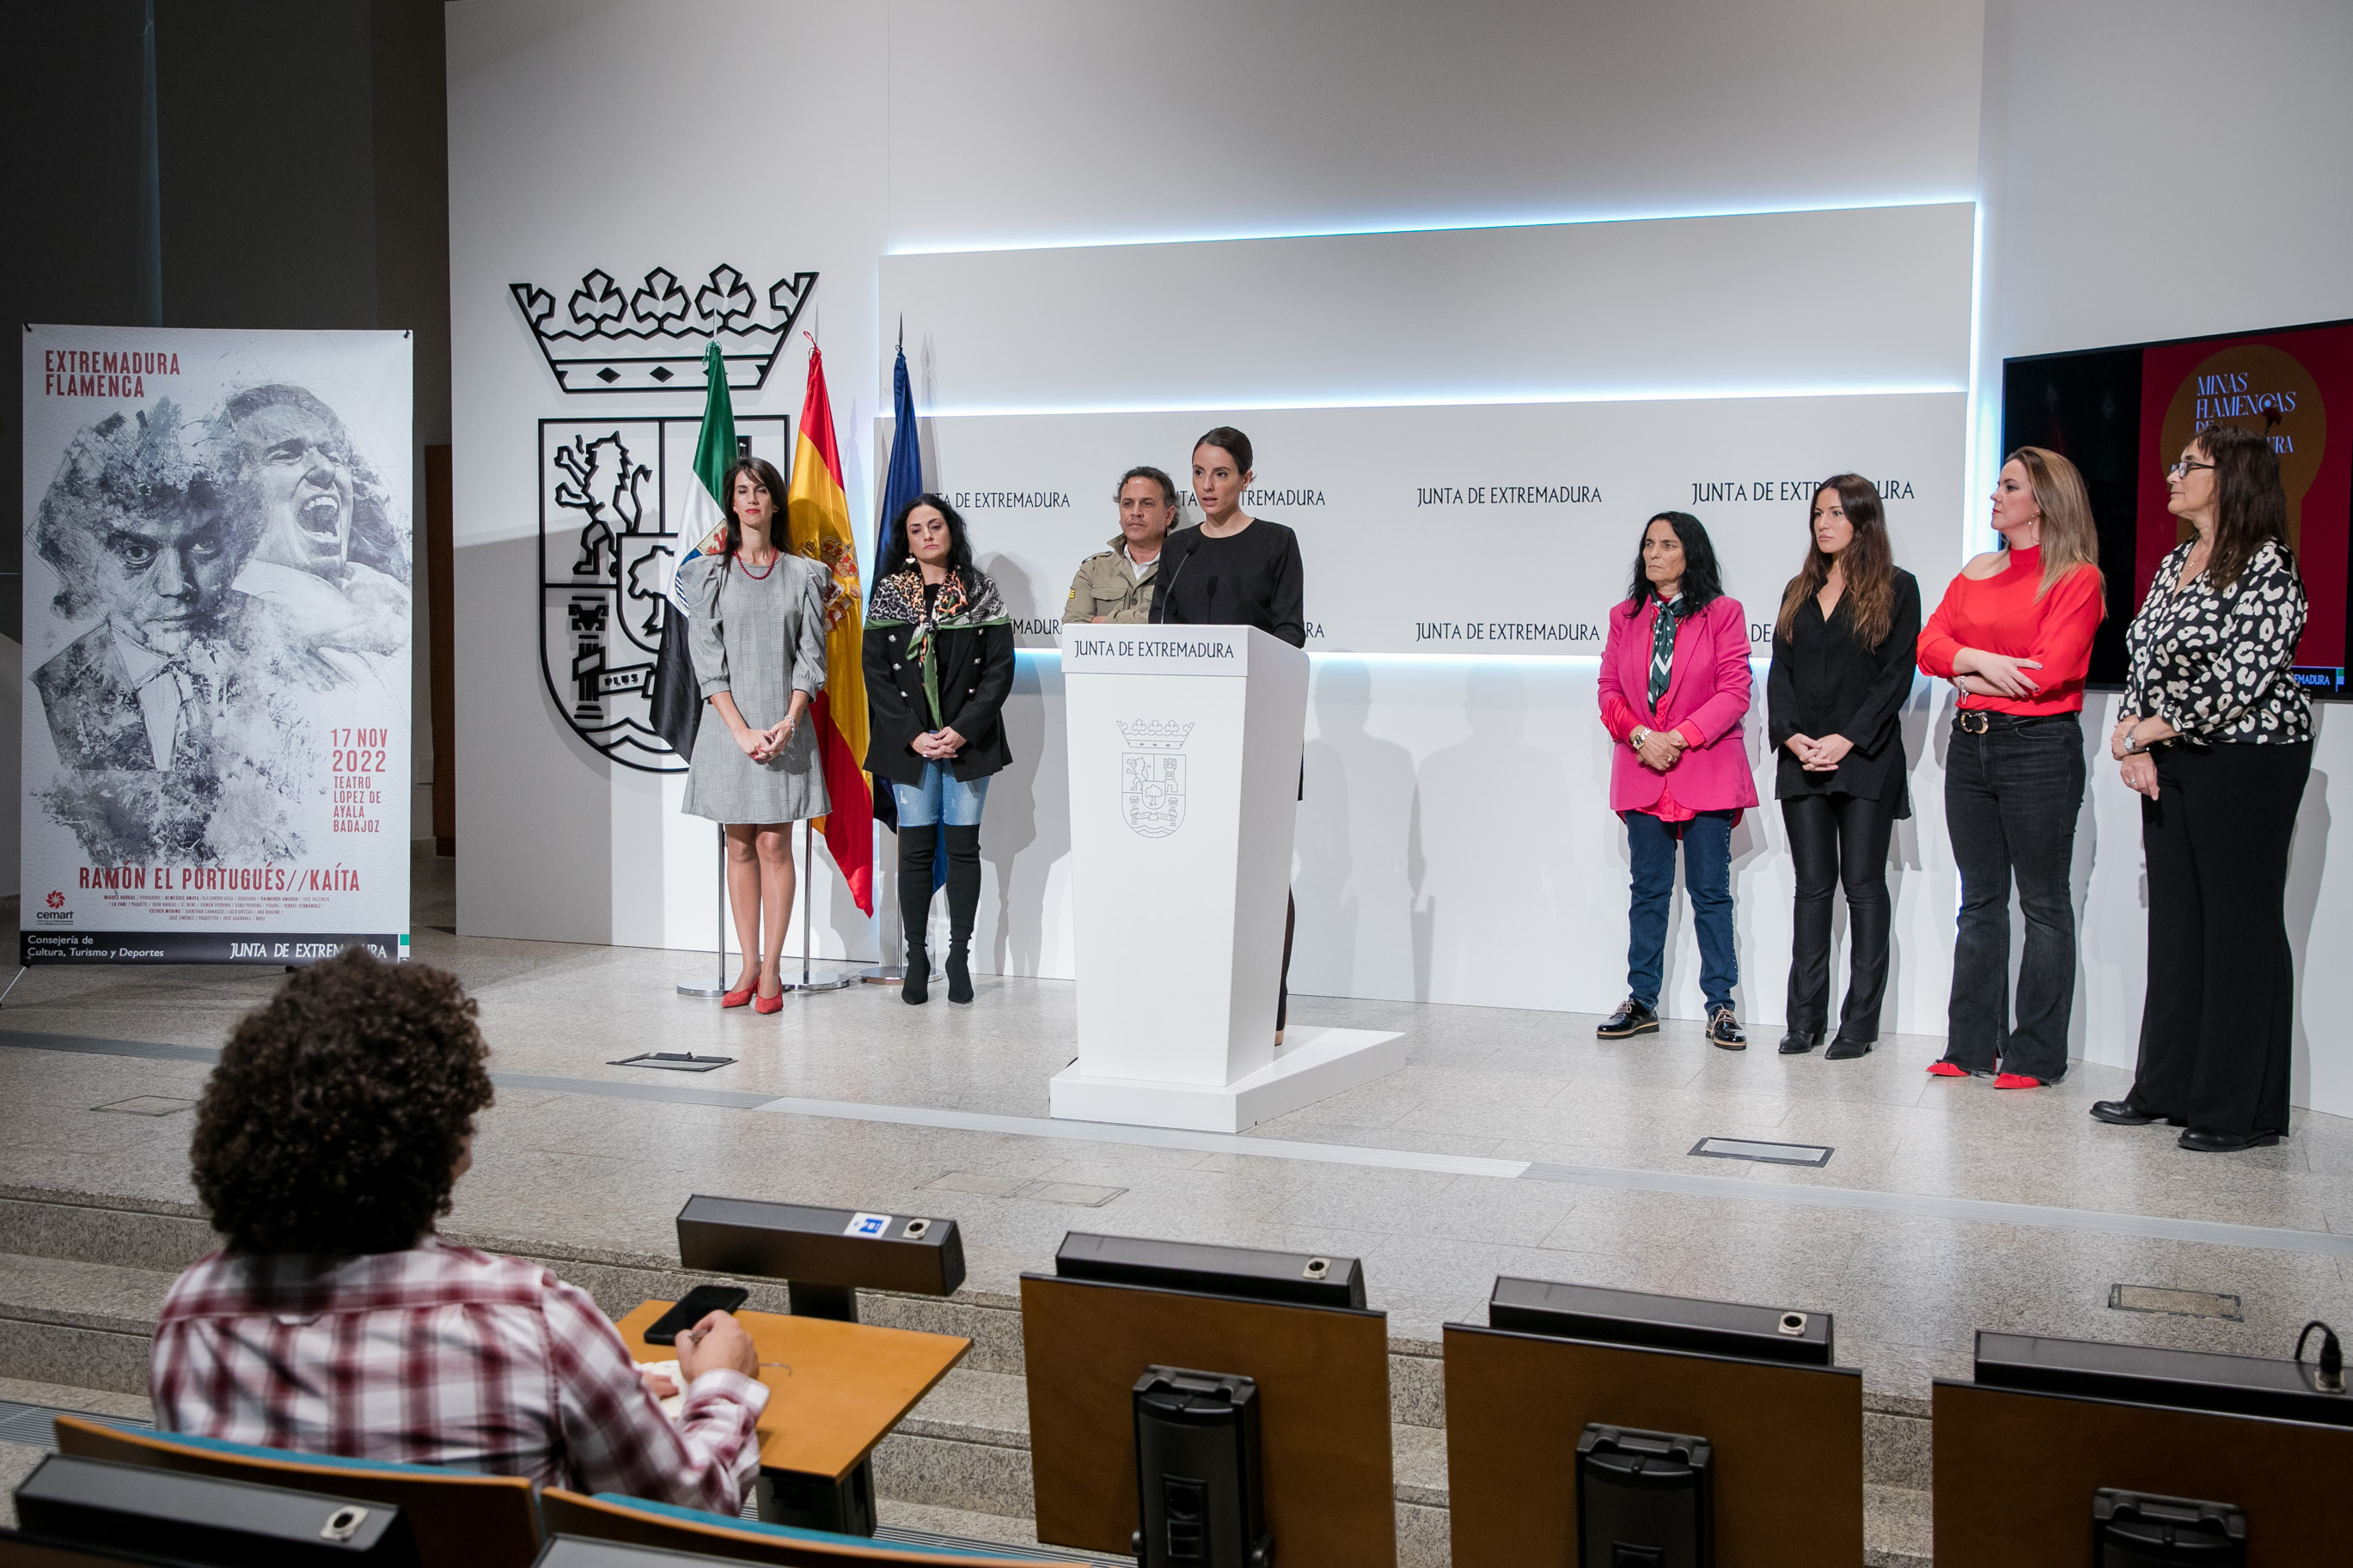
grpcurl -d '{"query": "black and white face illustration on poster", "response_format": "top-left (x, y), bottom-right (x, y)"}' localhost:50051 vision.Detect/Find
top-left (21, 327), bottom-right (413, 964)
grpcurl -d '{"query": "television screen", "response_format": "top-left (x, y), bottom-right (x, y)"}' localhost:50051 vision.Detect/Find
top-left (2003, 316), bottom-right (2353, 699)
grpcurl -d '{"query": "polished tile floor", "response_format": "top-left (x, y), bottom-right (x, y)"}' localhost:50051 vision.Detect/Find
top-left (1, 850), bottom-right (2347, 1409)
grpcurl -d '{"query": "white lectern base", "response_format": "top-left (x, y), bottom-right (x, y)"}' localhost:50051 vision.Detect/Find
top-left (1048, 1026), bottom-right (1406, 1134)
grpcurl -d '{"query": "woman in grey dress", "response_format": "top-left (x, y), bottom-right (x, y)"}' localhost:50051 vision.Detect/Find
top-left (679, 456), bottom-right (831, 1012)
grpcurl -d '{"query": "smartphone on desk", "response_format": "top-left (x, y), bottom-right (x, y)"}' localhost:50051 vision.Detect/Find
top-left (643, 1284), bottom-right (750, 1345)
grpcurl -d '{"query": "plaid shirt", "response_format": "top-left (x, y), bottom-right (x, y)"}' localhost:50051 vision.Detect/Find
top-left (150, 1235), bottom-right (767, 1516)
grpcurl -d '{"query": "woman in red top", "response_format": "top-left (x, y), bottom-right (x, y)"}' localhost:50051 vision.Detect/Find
top-left (1916, 447), bottom-right (2104, 1087)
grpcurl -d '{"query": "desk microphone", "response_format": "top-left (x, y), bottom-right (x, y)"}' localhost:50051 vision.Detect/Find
top-left (1156, 535), bottom-right (1197, 620)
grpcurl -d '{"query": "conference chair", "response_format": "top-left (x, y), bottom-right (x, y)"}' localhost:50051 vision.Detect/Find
top-left (49, 1414), bottom-right (541, 1568)
top-left (538, 1489), bottom-right (1062, 1566)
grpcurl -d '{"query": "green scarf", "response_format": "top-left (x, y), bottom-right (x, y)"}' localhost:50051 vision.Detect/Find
top-left (867, 567), bottom-right (1010, 729)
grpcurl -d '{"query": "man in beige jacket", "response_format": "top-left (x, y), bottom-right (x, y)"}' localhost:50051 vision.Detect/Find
top-left (1064, 465), bottom-right (1182, 625)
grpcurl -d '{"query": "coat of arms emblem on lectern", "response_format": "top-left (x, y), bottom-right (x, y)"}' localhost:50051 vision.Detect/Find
top-left (1118, 719), bottom-right (1193, 839)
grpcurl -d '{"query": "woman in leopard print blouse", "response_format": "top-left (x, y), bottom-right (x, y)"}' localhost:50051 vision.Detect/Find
top-left (2093, 424), bottom-right (2313, 1153)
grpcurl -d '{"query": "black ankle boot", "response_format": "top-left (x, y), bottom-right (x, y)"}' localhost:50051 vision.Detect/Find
top-left (897, 827), bottom-right (935, 1005)
top-left (943, 824), bottom-right (981, 1004)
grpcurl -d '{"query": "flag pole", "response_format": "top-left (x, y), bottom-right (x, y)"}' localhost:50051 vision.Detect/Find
top-left (790, 816), bottom-right (853, 993)
top-left (676, 822), bottom-right (727, 998)
top-left (858, 817), bottom-right (905, 985)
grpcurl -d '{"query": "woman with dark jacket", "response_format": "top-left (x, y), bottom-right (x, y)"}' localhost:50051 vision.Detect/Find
top-left (2096, 424), bottom-right (2313, 1152)
top-left (865, 494), bottom-right (1014, 1005)
top-left (1767, 475), bottom-right (1922, 1059)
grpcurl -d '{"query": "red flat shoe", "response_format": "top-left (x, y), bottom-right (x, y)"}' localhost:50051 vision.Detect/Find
top-left (720, 985), bottom-right (756, 1009)
top-left (1993, 1072), bottom-right (2044, 1089)
top-left (1927, 1061), bottom-right (1970, 1077)
top-left (753, 986), bottom-right (785, 1015)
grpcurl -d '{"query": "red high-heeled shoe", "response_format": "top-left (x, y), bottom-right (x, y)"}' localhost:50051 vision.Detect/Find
top-left (1927, 1061), bottom-right (1970, 1077)
top-left (1992, 1072), bottom-right (2044, 1089)
top-left (720, 985), bottom-right (756, 1009)
top-left (753, 985), bottom-right (785, 1015)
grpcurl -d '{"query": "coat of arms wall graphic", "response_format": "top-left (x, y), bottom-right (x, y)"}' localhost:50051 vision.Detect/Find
top-left (1118, 719), bottom-right (1193, 838)
top-left (538, 415), bottom-right (790, 770)
top-left (512, 265), bottom-right (816, 394)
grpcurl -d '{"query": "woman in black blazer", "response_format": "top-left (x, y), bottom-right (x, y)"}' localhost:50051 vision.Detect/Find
top-left (1767, 473), bottom-right (1922, 1059)
top-left (865, 494), bottom-right (1014, 1006)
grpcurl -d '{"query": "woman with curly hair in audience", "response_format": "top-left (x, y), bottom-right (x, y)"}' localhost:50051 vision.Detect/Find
top-left (151, 949), bottom-right (768, 1513)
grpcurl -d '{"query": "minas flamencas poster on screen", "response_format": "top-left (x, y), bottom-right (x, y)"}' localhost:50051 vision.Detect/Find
top-left (20, 326), bottom-right (413, 966)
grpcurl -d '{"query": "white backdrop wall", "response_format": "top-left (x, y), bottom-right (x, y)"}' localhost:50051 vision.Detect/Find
top-left (1971, 0), bottom-right (2353, 1111)
top-left (447, 1), bottom-right (2353, 1111)
top-left (448, 1), bottom-right (890, 957)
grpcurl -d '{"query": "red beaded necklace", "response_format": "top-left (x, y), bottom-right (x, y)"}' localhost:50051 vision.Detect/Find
top-left (730, 527), bottom-right (781, 579)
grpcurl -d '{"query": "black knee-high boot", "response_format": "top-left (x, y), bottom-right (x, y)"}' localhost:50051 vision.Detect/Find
top-left (897, 827), bottom-right (936, 1005)
top-left (942, 824), bottom-right (981, 1004)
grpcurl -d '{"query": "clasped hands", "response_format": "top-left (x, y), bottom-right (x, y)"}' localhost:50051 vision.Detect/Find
top-left (911, 726), bottom-right (966, 761)
top-left (1782, 733), bottom-right (1855, 772)
top-left (736, 711), bottom-right (799, 764)
top-left (1633, 726), bottom-right (1687, 772)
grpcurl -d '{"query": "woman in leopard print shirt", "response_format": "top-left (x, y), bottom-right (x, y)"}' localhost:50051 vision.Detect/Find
top-left (2093, 424), bottom-right (2313, 1153)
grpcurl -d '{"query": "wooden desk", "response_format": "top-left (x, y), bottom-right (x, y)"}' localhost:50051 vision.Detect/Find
top-left (1021, 1273), bottom-right (1395, 1566)
top-left (1444, 1324), bottom-right (1864, 1568)
top-left (616, 1301), bottom-right (970, 1484)
top-left (1933, 1381), bottom-right (2353, 1565)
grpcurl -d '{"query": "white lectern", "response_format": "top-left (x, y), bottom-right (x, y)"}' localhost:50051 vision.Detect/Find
top-left (1050, 624), bottom-right (1403, 1132)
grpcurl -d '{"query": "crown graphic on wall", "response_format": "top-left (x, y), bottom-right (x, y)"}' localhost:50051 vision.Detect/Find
top-left (1117, 719), bottom-right (1195, 749)
top-left (510, 265), bottom-right (819, 394)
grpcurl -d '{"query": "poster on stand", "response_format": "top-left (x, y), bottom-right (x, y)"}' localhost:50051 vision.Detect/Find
top-left (21, 326), bottom-right (413, 965)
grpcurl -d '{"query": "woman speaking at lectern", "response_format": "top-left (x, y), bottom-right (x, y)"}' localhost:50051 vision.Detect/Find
top-left (678, 458), bottom-right (831, 1015)
top-left (865, 495), bottom-right (1014, 1008)
top-left (1151, 426), bottom-right (1306, 1040)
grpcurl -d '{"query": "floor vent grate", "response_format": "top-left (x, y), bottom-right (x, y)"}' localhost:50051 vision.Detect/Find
top-left (1688, 1136), bottom-right (1833, 1168)
top-left (2107, 1284), bottom-right (2243, 1321)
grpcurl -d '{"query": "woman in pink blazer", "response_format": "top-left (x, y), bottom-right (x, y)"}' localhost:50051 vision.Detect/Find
top-left (1596, 511), bottom-right (1757, 1048)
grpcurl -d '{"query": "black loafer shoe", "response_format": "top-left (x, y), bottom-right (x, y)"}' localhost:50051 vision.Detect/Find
top-left (2089, 1099), bottom-right (2159, 1126)
top-left (1598, 999), bottom-right (1659, 1039)
top-left (2179, 1128), bottom-right (2282, 1153)
top-left (1823, 1035), bottom-right (1873, 1060)
top-left (1707, 1007), bottom-right (1746, 1051)
top-left (1777, 1028), bottom-right (1822, 1055)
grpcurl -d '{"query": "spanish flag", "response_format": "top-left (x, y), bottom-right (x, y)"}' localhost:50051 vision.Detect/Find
top-left (785, 344), bottom-right (875, 915)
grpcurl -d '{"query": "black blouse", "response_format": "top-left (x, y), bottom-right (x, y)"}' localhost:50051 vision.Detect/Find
top-left (1147, 519), bottom-right (1306, 646)
top-left (1766, 569), bottom-right (1922, 809)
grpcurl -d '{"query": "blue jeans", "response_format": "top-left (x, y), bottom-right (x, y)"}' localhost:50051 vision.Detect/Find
top-left (890, 763), bottom-right (989, 827)
top-left (1623, 809), bottom-right (1738, 1012)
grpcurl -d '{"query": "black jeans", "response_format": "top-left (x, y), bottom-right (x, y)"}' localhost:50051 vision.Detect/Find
top-left (2128, 741), bottom-right (2310, 1139)
top-left (1782, 791), bottom-right (1898, 1040)
top-left (1943, 712), bottom-right (2086, 1080)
